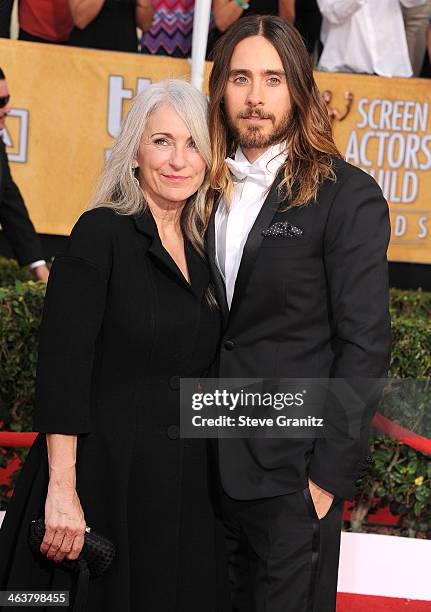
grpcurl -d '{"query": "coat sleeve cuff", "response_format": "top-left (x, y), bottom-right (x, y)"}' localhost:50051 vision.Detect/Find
top-left (308, 466), bottom-right (357, 501)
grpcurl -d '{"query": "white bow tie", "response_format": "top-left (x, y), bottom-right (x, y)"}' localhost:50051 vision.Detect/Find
top-left (225, 157), bottom-right (271, 185)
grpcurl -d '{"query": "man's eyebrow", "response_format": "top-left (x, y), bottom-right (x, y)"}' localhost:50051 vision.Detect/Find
top-left (228, 69), bottom-right (286, 77)
top-left (262, 70), bottom-right (286, 77)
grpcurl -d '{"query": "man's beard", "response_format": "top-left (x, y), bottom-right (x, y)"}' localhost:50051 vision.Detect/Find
top-left (228, 108), bottom-right (290, 149)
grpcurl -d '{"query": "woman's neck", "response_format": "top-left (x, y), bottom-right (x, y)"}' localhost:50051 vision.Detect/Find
top-left (145, 195), bottom-right (185, 238)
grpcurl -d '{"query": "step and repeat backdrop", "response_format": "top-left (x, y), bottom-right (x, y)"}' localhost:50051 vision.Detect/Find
top-left (1, 38), bottom-right (430, 264)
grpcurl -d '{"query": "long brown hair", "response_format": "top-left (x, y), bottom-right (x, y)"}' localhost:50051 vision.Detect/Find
top-left (208, 15), bottom-right (342, 210)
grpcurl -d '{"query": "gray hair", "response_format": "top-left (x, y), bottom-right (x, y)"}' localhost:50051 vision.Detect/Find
top-left (89, 78), bottom-right (212, 256)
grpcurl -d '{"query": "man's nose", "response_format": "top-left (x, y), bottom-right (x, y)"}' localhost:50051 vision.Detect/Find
top-left (246, 82), bottom-right (264, 107)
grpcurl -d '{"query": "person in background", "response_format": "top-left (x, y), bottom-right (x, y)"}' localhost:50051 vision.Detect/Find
top-left (294, 0), bottom-right (322, 59)
top-left (0, 0), bottom-right (14, 38)
top-left (317, 0), bottom-right (428, 77)
top-left (402, 0), bottom-right (431, 76)
top-left (208, 0), bottom-right (295, 60)
top-left (67, 0), bottom-right (153, 51)
top-left (18, 0), bottom-right (73, 44)
top-left (212, 0), bottom-right (295, 33)
top-left (0, 67), bottom-right (49, 282)
top-left (0, 0), bottom-right (73, 44)
top-left (140, 1), bottom-right (194, 58)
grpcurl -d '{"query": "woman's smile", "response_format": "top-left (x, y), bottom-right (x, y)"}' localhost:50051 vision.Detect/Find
top-left (161, 174), bottom-right (190, 182)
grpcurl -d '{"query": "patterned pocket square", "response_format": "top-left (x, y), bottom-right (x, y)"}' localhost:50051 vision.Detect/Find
top-left (262, 221), bottom-right (304, 238)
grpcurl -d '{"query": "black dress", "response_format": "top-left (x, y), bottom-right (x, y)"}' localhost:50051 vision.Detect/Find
top-left (294, 0), bottom-right (322, 56)
top-left (243, 0), bottom-right (278, 17)
top-left (207, 1), bottom-right (279, 59)
top-left (68, 0), bottom-right (137, 52)
top-left (0, 207), bottom-right (229, 611)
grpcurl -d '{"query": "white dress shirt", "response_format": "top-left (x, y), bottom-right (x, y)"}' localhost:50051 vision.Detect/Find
top-left (317, 0), bottom-right (427, 77)
top-left (215, 143), bottom-right (287, 309)
top-left (29, 260), bottom-right (47, 270)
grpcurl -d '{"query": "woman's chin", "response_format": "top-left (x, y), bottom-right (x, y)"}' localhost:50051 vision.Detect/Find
top-left (158, 186), bottom-right (199, 203)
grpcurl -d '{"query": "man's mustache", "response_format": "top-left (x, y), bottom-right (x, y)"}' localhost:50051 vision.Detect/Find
top-left (237, 109), bottom-right (276, 123)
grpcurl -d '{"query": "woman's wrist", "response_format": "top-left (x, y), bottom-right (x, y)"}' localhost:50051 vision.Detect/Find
top-left (48, 464), bottom-right (77, 489)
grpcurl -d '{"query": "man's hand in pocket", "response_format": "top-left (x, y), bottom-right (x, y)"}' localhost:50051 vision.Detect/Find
top-left (308, 478), bottom-right (334, 519)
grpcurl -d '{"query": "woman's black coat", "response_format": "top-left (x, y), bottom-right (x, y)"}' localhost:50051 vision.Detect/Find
top-left (0, 207), bottom-right (228, 611)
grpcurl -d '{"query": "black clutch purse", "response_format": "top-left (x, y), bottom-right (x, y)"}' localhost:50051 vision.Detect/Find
top-left (29, 517), bottom-right (116, 611)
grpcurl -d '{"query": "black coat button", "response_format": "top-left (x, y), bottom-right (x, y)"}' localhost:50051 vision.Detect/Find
top-left (169, 376), bottom-right (180, 390)
top-left (224, 340), bottom-right (235, 350)
top-left (167, 425), bottom-right (180, 440)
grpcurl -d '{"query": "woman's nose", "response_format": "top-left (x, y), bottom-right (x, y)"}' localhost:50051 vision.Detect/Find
top-left (169, 147), bottom-right (187, 168)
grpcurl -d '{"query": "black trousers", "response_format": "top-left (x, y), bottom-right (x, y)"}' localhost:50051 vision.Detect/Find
top-left (219, 488), bottom-right (344, 612)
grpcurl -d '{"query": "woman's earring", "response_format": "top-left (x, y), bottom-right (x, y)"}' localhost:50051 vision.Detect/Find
top-left (131, 161), bottom-right (140, 189)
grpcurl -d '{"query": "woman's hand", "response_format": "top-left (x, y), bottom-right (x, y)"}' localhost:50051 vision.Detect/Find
top-left (41, 467), bottom-right (87, 563)
top-left (212, 0), bottom-right (244, 32)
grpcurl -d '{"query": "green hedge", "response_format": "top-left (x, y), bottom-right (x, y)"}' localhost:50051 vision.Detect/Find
top-left (0, 280), bottom-right (45, 430)
top-left (352, 436), bottom-right (431, 537)
top-left (0, 256), bottom-right (32, 286)
top-left (349, 291), bottom-right (431, 537)
top-left (0, 276), bottom-right (46, 507)
top-left (389, 287), bottom-right (431, 321)
top-left (0, 259), bottom-right (430, 536)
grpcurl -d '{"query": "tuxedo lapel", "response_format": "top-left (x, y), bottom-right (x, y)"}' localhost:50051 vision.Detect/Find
top-left (228, 174), bottom-right (284, 325)
top-left (207, 198), bottom-right (230, 326)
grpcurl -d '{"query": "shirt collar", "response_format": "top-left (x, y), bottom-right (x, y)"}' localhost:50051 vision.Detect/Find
top-left (237, 142), bottom-right (286, 169)
top-left (227, 142), bottom-right (287, 186)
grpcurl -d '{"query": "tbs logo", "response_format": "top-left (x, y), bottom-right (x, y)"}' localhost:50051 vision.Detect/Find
top-left (3, 108), bottom-right (29, 163)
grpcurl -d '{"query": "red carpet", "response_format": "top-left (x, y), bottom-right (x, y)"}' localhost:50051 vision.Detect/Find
top-left (337, 594), bottom-right (431, 610)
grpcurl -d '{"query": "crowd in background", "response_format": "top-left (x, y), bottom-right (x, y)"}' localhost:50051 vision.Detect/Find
top-left (0, 0), bottom-right (431, 77)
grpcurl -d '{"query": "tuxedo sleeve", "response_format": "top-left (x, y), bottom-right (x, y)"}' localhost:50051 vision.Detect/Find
top-left (32, 209), bottom-right (113, 434)
top-left (0, 142), bottom-right (44, 266)
top-left (308, 169), bottom-right (391, 501)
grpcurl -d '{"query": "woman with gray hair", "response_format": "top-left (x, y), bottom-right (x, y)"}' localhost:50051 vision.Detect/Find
top-left (0, 79), bottom-right (228, 611)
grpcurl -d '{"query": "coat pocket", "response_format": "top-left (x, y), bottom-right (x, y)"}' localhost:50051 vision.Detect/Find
top-left (302, 486), bottom-right (336, 521)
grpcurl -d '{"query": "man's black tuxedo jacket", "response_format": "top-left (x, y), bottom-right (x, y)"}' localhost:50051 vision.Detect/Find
top-left (0, 139), bottom-right (43, 266)
top-left (207, 158), bottom-right (391, 502)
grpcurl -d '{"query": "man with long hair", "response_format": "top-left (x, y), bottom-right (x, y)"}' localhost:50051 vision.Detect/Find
top-left (207, 16), bottom-right (391, 611)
